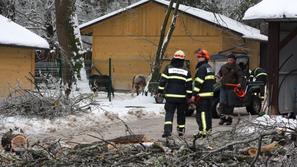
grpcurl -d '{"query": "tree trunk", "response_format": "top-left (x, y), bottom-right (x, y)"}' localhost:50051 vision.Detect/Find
top-left (150, 0), bottom-right (180, 91)
top-left (1, 130), bottom-right (28, 152)
top-left (55, 0), bottom-right (76, 97)
top-left (151, 0), bottom-right (175, 83)
top-left (159, 0), bottom-right (180, 59)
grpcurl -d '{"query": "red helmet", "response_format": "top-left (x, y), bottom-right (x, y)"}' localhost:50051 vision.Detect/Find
top-left (195, 49), bottom-right (210, 60)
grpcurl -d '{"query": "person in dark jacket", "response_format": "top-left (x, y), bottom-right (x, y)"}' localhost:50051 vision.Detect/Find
top-left (218, 54), bottom-right (243, 125)
top-left (157, 50), bottom-right (192, 137)
top-left (191, 48), bottom-right (215, 138)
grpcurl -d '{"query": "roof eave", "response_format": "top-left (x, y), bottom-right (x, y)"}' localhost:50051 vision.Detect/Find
top-left (79, 0), bottom-right (151, 30)
top-left (0, 43), bottom-right (50, 50)
top-left (243, 17), bottom-right (297, 22)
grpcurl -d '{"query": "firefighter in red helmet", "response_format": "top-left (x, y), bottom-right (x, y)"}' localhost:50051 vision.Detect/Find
top-left (191, 48), bottom-right (215, 138)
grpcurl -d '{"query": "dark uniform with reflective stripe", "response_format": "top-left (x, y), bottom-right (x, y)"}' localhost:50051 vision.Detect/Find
top-left (193, 62), bottom-right (215, 135)
top-left (158, 63), bottom-right (192, 136)
top-left (252, 67), bottom-right (267, 99)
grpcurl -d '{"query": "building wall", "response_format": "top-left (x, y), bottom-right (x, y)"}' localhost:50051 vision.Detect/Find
top-left (222, 31), bottom-right (261, 69)
top-left (279, 24), bottom-right (297, 114)
top-left (0, 46), bottom-right (35, 97)
top-left (82, 1), bottom-right (260, 90)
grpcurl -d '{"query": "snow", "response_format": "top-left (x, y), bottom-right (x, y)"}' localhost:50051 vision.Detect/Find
top-left (243, 0), bottom-right (297, 21)
top-left (0, 15), bottom-right (49, 49)
top-left (79, 0), bottom-right (267, 41)
top-left (254, 114), bottom-right (297, 129)
top-left (0, 94), bottom-right (164, 137)
top-left (0, 69), bottom-right (164, 137)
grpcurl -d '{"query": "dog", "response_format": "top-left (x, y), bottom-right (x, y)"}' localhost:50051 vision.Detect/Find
top-left (89, 74), bottom-right (114, 97)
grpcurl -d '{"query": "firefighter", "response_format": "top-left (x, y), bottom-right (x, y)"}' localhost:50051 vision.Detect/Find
top-left (218, 54), bottom-right (243, 125)
top-left (191, 48), bottom-right (215, 138)
top-left (157, 50), bottom-right (192, 138)
top-left (252, 67), bottom-right (268, 99)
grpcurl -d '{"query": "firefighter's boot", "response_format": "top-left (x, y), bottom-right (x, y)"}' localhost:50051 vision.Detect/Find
top-left (219, 115), bottom-right (227, 125)
top-left (177, 127), bottom-right (185, 137)
top-left (226, 117), bottom-right (233, 125)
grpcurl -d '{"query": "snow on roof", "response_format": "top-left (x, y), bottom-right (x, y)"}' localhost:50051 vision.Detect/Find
top-left (79, 0), bottom-right (267, 41)
top-left (0, 15), bottom-right (49, 49)
top-left (243, 0), bottom-right (297, 21)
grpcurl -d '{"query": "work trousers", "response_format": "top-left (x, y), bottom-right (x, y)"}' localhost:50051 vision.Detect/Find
top-left (219, 88), bottom-right (237, 116)
top-left (196, 98), bottom-right (212, 134)
top-left (163, 102), bottom-right (187, 134)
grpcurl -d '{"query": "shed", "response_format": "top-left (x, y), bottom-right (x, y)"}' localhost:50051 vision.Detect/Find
top-left (80, 0), bottom-right (267, 90)
top-left (244, 0), bottom-right (297, 114)
top-left (0, 15), bottom-right (49, 97)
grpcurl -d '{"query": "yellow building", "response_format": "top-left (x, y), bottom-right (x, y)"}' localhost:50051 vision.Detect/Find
top-left (0, 15), bottom-right (49, 97)
top-left (80, 0), bottom-right (267, 90)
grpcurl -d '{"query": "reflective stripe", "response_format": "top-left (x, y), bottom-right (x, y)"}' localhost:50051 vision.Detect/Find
top-left (260, 96), bottom-right (265, 99)
top-left (198, 92), bottom-right (214, 97)
top-left (162, 74), bottom-right (189, 81)
top-left (195, 77), bottom-right (204, 84)
top-left (186, 78), bottom-right (193, 82)
top-left (186, 90), bottom-right (193, 93)
top-left (193, 87), bottom-right (200, 92)
top-left (205, 75), bottom-right (215, 80)
top-left (178, 125), bottom-right (185, 128)
top-left (165, 121), bottom-right (172, 125)
top-left (167, 76), bottom-right (187, 81)
top-left (161, 73), bottom-right (169, 78)
top-left (158, 86), bottom-right (165, 90)
top-left (256, 73), bottom-right (267, 78)
top-left (165, 94), bottom-right (186, 98)
top-left (201, 112), bottom-right (207, 133)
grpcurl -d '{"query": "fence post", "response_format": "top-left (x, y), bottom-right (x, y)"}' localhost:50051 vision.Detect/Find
top-left (109, 58), bottom-right (112, 102)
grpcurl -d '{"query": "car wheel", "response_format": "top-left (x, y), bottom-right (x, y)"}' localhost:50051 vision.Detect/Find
top-left (210, 97), bottom-right (220, 118)
top-left (246, 96), bottom-right (262, 115)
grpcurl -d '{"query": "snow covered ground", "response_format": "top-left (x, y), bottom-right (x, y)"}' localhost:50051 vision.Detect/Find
top-left (0, 70), bottom-right (164, 141)
top-left (0, 93), bottom-right (164, 135)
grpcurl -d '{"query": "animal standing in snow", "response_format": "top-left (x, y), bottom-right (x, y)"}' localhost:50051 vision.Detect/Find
top-left (89, 74), bottom-right (114, 97)
top-left (131, 74), bottom-right (147, 96)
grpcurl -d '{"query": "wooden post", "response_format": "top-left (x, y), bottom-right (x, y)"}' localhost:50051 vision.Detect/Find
top-left (267, 22), bottom-right (280, 115)
top-left (109, 58), bottom-right (112, 102)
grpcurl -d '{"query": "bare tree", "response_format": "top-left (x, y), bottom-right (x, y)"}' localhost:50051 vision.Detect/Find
top-left (150, 0), bottom-right (180, 89)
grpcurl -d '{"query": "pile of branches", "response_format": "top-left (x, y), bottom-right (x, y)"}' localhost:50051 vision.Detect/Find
top-left (1, 118), bottom-right (297, 166)
top-left (0, 75), bottom-right (93, 119)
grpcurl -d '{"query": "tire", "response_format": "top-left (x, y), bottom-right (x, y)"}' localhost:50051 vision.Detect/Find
top-left (246, 96), bottom-right (262, 115)
top-left (210, 97), bottom-right (220, 118)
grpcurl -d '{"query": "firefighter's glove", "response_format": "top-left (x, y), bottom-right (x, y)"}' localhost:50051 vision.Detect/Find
top-left (188, 103), bottom-right (196, 110)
